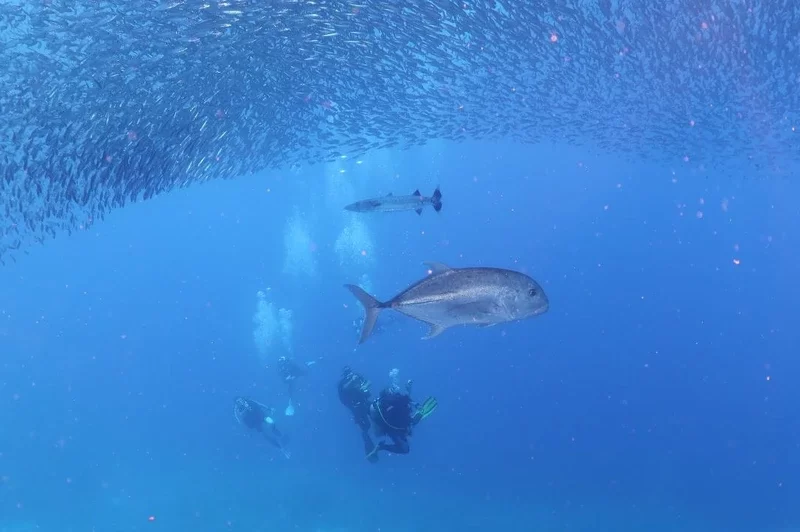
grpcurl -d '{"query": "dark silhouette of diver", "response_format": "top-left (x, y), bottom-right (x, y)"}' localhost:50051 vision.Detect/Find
top-left (337, 366), bottom-right (437, 463)
top-left (337, 366), bottom-right (376, 458)
top-left (233, 396), bottom-right (291, 459)
top-left (277, 355), bottom-right (317, 416)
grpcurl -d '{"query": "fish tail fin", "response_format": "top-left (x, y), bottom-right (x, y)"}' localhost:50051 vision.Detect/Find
top-left (344, 284), bottom-right (385, 344)
top-left (432, 186), bottom-right (442, 212)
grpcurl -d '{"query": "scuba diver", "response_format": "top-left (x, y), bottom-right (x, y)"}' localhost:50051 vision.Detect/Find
top-left (277, 355), bottom-right (318, 416)
top-left (233, 396), bottom-right (291, 459)
top-left (366, 369), bottom-right (438, 461)
top-left (337, 367), bottom-right (437, 463)
top-left (337, 366), bottom-right (376, 458)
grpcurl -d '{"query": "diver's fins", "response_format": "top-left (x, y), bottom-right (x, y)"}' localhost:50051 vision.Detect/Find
top-left (412, 396), bottom-right (438, 424)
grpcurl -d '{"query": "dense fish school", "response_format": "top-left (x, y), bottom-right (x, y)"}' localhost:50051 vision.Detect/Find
top-left (0, 0), bottom-right (796, 263)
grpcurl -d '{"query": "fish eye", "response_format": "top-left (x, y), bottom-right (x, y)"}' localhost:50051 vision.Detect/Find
top-left (528, 288), bottom-right (537, 297)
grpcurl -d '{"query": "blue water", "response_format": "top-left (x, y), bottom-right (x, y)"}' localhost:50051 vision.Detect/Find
top-left (1, 140), bottom-right (798, 531)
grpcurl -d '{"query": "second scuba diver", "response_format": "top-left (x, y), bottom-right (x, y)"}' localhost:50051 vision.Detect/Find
top-left (233, 396), bottom-right (291, 459)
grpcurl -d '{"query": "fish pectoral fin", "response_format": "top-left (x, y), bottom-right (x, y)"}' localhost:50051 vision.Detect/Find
top-left (422, 323), bottom-right (446, 339)
top-left (423, 261), bottom-right (451, 273)
top-left (415, 208), bottom-right (423, 215)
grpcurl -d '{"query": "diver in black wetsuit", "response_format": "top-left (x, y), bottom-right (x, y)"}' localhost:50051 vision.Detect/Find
top-left (337, 366), bottom-right (377, 459)
top-left (337, 367), bottom-right (437, 463)
top-left (277, 355), bottom-right (319, 416)
top-left (366, 378), bottom-right (437, 461)
top-left (233, 396), bottom-right (290, 459)
top-left (367, 386), bottom-right (414, 457)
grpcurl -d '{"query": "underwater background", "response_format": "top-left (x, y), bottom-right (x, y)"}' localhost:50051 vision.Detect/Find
top-left (2, 1), bottom-right (800, 531)
top-left (2, 140), bottom-right (798, 531)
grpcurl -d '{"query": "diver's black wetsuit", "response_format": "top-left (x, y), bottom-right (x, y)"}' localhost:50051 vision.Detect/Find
top-left (278, 356), bottom-right (309, 399)
top-left (234, 397), bottom-right (285, 451)
top-left (369, 389), bottom-right (415, 455)
top-left (337, 367), bottom-right (376, 455)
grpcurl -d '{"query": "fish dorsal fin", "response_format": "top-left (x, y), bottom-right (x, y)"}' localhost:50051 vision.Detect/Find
top-left (412, 189), bottom-right (421, 196)
top-left (424, 261), bottom-right (451, 273)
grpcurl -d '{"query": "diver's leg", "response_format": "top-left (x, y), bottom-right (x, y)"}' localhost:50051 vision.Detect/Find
top-left (354, 413), bottom-right (378, 461)
top-left (363, 431), bottom-right (381, 463)
top-left (262, 431), bottom-right (282, 449)
top-left (360, 428), bottom-right (376, 454)
top-left (356, 413), bottom-right (376, 452)
top-left (379, 436), bottom-right (409, 455)
top-left (263, 431), bottom-right (291, 458)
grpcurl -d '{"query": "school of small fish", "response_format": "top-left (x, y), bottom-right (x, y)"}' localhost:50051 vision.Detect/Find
top-left (1, 0), bottom-right (796, 264)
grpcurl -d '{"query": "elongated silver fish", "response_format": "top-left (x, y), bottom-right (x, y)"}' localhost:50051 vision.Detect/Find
top-left (344, 187), bottom-right (442, 215)
top-left (345, 262), bottom-right (549, 344)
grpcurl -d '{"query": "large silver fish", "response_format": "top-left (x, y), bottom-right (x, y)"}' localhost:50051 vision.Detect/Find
top-left (344, 187), bottom-right (442, 215)
top-left (345, 262), bottom-right (549, 344)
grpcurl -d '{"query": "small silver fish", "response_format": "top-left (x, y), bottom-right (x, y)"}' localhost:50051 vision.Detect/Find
top-left (345, 261), bottom-right (549, 344)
